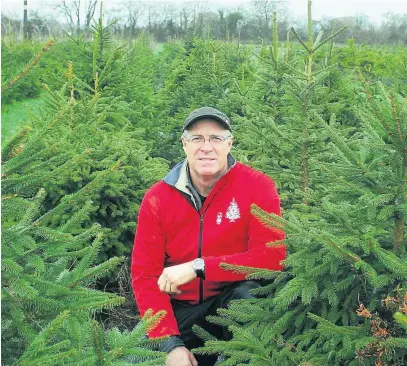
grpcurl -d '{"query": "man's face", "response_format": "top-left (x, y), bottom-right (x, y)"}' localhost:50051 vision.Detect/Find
top-left (182, 119), bottom-right (233, 179)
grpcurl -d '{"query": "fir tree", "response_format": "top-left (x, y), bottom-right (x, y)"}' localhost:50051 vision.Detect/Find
top-left (192, 2), bottom-right (406, 365)
top-left (225, 198), bottom-right (241, 222)
top-left (2, 15), bottom-right (168, 264)
top-left (1, 186), bottom-right (167, 365)
top-left (233, 1), bottom-right (347, 208)
top-left (2, 8), bottom-right (169, 365)
top-left (152, 37), bottom-right (255, 165)
top-left (194, 81), bottom-right (407, 366)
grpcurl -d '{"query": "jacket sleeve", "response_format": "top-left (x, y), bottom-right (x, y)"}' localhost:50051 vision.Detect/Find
top-left (131, 186), bottom-right (180, 338)
top-left (204, 175), bottom-right (286, 282)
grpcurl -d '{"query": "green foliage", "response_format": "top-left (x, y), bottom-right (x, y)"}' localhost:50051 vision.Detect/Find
top-left (337, 39), bottom-right (407, 95)
top-left (2, 17), bottom-right (168, 366)
top-left (2, 3), bottom-right (407, 365)
top-left (1, 95), bottom-right (46, 145)
top-left (1, 186), bottom-right (166, 365)
top-left (199, 81), bottom-right (407, 365)
top-left (1, 40), bottom-right (77, 105)
top-left (152, 38), bottom-right (255, 165)
top-left (193, 5), bottom-right (406, 365)
top-left (2, 24), bottom-right (168, 263)
top-left (234, 12), bottom-right (347, 208)
top-left (2, 189), bottom-right (119, 363)
top-left (1, 42), bottom-right (44, 104)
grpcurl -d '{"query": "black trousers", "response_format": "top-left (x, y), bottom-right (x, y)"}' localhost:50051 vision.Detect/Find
top-left (171, 280), bottom-right (261, 366)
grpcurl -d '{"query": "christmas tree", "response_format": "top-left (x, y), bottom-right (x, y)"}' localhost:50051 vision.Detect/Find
top-left (2, 187), bottom-right (166, 365)
top-left (193, 2), bottom-right (407, 365)
top-left (232, 2), bottom-right (347, 209)
top-left (2, 7), bottom-right (168, 365)
top-left (226, 198), bottom-right (241, 222)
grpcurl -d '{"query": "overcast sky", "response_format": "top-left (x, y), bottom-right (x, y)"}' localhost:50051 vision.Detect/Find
top-left (2, 0), bottom-right (407, 24)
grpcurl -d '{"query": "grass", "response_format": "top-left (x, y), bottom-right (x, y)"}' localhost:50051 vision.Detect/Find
top-left (1, 94), bottom-right (47, 145)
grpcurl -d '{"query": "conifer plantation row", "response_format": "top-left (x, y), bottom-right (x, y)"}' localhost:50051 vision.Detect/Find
top-left (2, 2), bottom-right (407, 365)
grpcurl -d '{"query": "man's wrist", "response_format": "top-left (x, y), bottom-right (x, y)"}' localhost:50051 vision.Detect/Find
top-left (192, 258), bottom-right (205, 279)
top-left (158, 335), bottom-right (185, 353)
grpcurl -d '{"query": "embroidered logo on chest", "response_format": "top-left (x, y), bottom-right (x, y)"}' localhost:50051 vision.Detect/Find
top-left (225, 198), bottom-right (240, 222)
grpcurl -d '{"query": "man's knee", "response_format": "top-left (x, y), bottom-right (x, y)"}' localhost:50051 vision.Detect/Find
top-left (209, 281), bottom-right (262, 343)
top-left (219, 280), bottom-right (262, 308)
top-left (229, 280), bottom-right (261, 300)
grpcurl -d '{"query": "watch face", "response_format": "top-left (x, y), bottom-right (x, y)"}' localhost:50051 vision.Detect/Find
top-left (194, 258), bottom-right (205, 270)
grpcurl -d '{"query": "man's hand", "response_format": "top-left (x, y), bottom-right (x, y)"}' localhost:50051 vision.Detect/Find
top-left (158, 261), bottom-right (196, 295)
top-left (166, 346), bottom-right (198, 366)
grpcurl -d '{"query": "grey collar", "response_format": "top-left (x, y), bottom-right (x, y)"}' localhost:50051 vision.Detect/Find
top-left (163, 154), bottom-right (236, 210)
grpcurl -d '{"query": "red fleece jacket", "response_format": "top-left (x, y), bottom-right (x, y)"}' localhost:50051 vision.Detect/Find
top-left (131, 161), bottom-right (286, 338)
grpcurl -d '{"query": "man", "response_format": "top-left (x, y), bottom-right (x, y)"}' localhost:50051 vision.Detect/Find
top-left (131, 107), bottom-right (286, 366)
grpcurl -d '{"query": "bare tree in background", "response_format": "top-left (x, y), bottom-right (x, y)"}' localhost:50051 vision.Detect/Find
top-left (178, 2), bottom-right (198, 38)
top-left (192, 1), bottom-right (209, 37)
top-left (50, 0), bottom-right (78, 36)
top-left (250, 0), bottom-right (284, 40)
top-left (162, 3), bottom-right (177, 39)
top-left (180, 7), bottom-right (190, 36)
top-left (51, 0), bottom-right (98, 37)
top-left (146, 3), bottom-right (159, 34)
top-left (3, 0), bottom-right (407, 44)
top-left (381, 13), bottom-right (407, 44)
top-left (85, 0), bottom-right (98, 34)
top-left (123, 1), bottom-right (144, 38)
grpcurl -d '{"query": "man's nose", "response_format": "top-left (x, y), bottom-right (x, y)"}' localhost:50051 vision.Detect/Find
top-left (200, 140), bottom-right (214, 151)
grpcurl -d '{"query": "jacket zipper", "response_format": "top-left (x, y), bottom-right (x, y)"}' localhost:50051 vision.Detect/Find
top-left (198, 214), bottom-right (204, 304)
top-left (196, 187), bottom-right (225, 304)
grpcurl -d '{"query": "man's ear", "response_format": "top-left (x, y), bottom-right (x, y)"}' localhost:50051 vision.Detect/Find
top-left (228, 136), bottom-right (234, 149)
top-left (181, 137), bottom-right (187, 150)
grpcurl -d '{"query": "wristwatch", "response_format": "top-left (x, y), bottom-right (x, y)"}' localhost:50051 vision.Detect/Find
top-left (192, 258), bottom-right (205, 279)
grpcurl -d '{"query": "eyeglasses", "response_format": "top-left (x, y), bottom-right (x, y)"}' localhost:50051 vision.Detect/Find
top-left (184, 135), bottom-right (232, 145)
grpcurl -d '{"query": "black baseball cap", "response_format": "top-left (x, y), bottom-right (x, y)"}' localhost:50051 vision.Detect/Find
top-left (183, 107), bottom-right (231, 131)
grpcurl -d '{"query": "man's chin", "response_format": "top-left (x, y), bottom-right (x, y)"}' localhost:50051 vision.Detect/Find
top-left (196, 168), bottom-right (219, 177)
